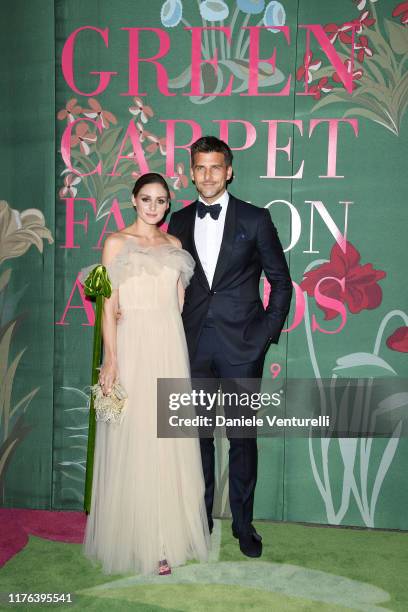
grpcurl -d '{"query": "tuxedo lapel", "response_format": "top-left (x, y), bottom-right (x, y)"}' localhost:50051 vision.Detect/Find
top-left (186, 201), bottom-right (210, 291)
top-left (211, 195), bottom-right (237, 289)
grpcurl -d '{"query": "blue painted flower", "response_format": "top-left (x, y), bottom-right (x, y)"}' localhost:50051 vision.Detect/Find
top-left (263, 1), bottom-right (286, 33)
top-left (199, 0), bottom-right (229, 22)
top-left (236, 0), bottom-right (265, 15)
top-left (160, 0), bottom-right (183, 28)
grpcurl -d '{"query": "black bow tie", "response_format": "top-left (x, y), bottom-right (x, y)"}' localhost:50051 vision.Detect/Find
top-left (197, 200), bottom-right (222, 220)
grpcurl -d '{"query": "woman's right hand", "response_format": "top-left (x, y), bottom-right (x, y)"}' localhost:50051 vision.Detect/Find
top-left (99, 361), bottom-right (118, 395)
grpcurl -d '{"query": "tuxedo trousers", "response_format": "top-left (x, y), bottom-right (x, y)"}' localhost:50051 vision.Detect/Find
top-left (189, 317), bottom-right (264, 534)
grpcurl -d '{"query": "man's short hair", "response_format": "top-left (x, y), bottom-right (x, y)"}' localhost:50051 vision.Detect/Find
top-left (190, 136), bottom-right (233, 167)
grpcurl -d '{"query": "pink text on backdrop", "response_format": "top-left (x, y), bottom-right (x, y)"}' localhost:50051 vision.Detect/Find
top-left (60, 198), bottom-right (351, 253)
top-left (56, 274), bottom-right (347, 334)
top-left (61, 117), bottom-right (359, 178)
top-left (61, 24), bottom-right (357, 97)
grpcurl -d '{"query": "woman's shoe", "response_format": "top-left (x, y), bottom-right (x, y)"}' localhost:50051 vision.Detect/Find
top-left (158, 559), bottom-right (171, 575)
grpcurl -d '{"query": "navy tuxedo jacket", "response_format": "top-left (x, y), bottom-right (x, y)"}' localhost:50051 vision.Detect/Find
top-left (167, 194), bottom-right (292, 365)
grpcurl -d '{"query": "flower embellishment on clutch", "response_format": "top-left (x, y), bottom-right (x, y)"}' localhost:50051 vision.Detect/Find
top-left (90, 380), bottom-right (128, 425)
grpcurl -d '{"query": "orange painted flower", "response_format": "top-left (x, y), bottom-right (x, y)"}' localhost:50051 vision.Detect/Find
top-left (59, 173), bottom-right (81, 198)
top-left (146, 133), bottom-right (167, 155)
top-left (173, 163), bottom-right (189, 190)
top-left (70, 122), bottom-right (97, 155)
top-left (129, 97), bottom-right (154, 123)
top-left (82, 98), bottom-right (117, 129)
top-left (57, 99), bottom-right (81, 123)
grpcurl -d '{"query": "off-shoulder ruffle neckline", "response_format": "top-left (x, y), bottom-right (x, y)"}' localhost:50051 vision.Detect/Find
top-left (78, 237), bottom-right (196, 291)
top-left (115, 237), bottom-right (190, 257)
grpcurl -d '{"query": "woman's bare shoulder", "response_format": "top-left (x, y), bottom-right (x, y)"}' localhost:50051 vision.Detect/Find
top-left (166, 233), bottom-right (182, 249)
top-left (102, 231), bottom-right (128, 263)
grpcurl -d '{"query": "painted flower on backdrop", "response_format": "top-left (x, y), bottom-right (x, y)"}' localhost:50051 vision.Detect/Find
top-left (70, 122), bottom-right (97, 155)
top-left (146, 133), bottom-right (167, 156)
top-left (135, 122), bottom-right (149, 143)
top-left (57, 99), bottom-right (82, 123)
top-left (323, 23), bottom-right (354, 45)
top-left (0, 200), bottom-right (54, 265)
top-left (332, 59), bottom-right (363, 90)
top-left (386, 326), bottom-right (408, 352)
top-left (199, 0), bottom-right (229, 21)
top-left (172, 163), bottom-right (189, 190)
top-left (160, 0), bottom-right (183, 28)
top-left (300, 241), bottom-right (386, 320)
top-left (351, 9), bottom-right (376, 32)
top-left (309, 77), bottom-right (333, 100)
top-left (296, 51), bottom-right (322, 84)
top-left (129, 97), bottom-right (154, 123)
top-left (323, 11), bottom-right (375, 45)
top-left (59, 173), bottom-right (81, 198)
top-left (263, 1), bottom-right (286, 32)
top-left (353, 0), bottom-right (377, 11)
top-left (355, 35), bottom-right (373, 62)
top-left (237, 0), bottom-right (265, 15)
top-left (82, 98), bottom-right (117, 130)
top-left (392, 2), bottom-right (408, 25)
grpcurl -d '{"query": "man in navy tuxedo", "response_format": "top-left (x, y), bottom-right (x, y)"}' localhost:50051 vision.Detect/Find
top-left (168, 136), bottom-right (292, 558)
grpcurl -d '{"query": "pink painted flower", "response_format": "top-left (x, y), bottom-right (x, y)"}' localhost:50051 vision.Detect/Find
top-left (309, 77), bottom-right (333, 100)
top-left (392, 2), bottom-right (408, 24)
top-left (296, 51), bottom-right (322, 84)
top-left (70, 122), bottom-right (97, 155)
top-left (146, 133), bottom-right (167, 156)
top-left (386, 326), bottom-right (408, 352)
top-left (300, 241), bottom-right (386, 320)
top-left (57, 99), bottom-right (81, 123)
top-left (129, 97), bottom-right (154, 123)
top-left (173, 163), bottom-right (189, 190)
top-left (355, 35), bottom-right (373, 62)
top-left (332, 59), bottom-right (363, 90)
top-left (59, 173), bottom-right (81, 198)
top-left (82, 98), bottom-right (117, 129)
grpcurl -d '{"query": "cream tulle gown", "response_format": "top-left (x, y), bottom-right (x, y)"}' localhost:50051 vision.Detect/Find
top-left (80, 239), bottom-right (211, 575)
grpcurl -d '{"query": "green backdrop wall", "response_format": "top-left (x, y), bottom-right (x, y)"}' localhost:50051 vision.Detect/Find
top-left (1, 0), bottom-right (407, 530)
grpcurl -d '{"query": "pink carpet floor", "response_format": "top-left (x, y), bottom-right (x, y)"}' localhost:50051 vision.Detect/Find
top-left (0, 508), bottom-right (86, 567)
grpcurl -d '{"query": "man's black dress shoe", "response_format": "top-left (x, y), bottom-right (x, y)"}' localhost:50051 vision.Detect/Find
top-left (237, 529), bottom-right (262, 558)
top-left (232, 523), bottom-right (262, 542)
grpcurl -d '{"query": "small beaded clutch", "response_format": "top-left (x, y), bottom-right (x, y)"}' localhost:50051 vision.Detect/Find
top-left (90, 380), bottom-right (128, 425)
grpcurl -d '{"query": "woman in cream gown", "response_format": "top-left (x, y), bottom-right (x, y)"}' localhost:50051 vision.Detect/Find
top-left (81, 173), bottom-right (210, 576)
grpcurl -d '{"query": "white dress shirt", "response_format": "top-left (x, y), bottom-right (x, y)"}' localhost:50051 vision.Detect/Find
top-left (194, 190), bottom-right (229, 288)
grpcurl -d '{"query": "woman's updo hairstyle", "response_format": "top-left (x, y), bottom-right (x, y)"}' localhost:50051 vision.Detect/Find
top-left (132, 173), bottom-right (171, 200)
